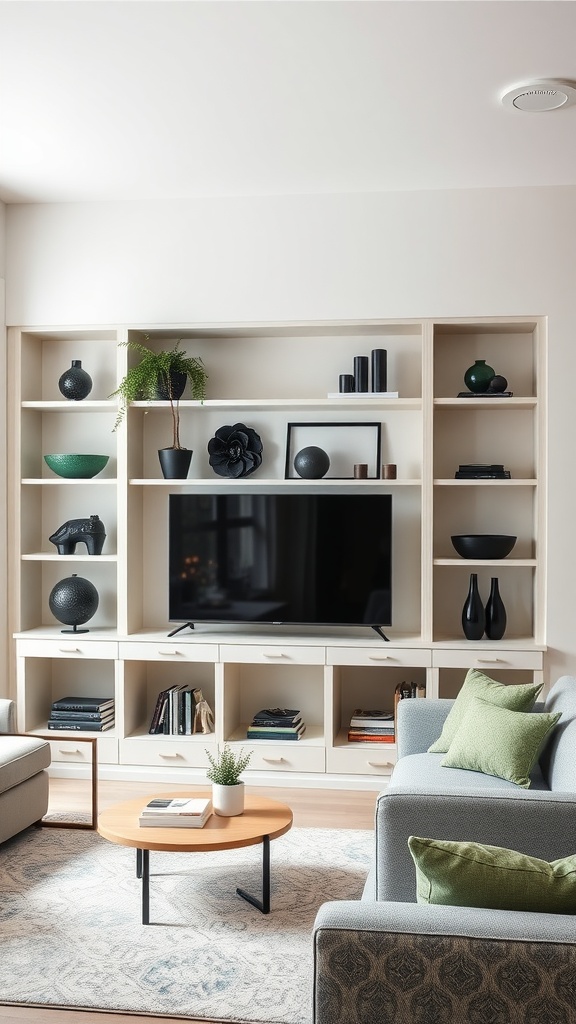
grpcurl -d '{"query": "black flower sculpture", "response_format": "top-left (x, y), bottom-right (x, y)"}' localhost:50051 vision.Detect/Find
top-left (208, 423), bottom-right (263, 478)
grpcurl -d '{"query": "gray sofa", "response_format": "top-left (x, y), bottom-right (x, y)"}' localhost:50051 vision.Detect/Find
top-left (313, 675), bottom-right (576, 1024)
top-left (0, 698), bottom-right (51, 843)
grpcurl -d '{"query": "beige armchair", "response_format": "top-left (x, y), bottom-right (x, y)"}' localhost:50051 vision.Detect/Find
top-left (0, 698), bottom-right (51, 843)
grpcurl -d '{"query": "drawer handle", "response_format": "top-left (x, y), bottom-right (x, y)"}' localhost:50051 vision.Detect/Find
top-left (263, 756), bottom-right (285, 764)
top-left (58, 646), bottom-right (81, 654)
top-left (368, 655), bottom-right (392, 661)
top-left (158, 649), bottom-right (182, 656)
top-left (158, 751), bottom-right (182, 759)
top-left (476, 658), bottom-right (504, 665)
top-left (58, 747), bottom-right (82, 755)
top-left (368, 760), bottom-right (393, 768)
top-left (262, 652), bottom-right (286, 659)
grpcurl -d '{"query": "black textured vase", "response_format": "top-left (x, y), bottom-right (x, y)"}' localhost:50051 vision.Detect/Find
top-left (293, 446), bottom-right (330, 479)
top-left (485, 576), bottom-right (507, 640)
top-left (461, 572), bottom-right (485, 640)
top-left (158, 448), bottom-right (193, 479)
top-left (58, 360), bottom-right (93, 401)
top-left (48, 574), bottom-right (99, 633)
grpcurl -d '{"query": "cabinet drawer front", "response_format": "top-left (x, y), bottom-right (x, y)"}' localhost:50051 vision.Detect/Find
top-left (432, 650), bottom-right (544, 670)
top-left (17, 639), bottom-right (118, 659)
top-left (327, 647), bottom-right (431, 667)
top-left (119, 738), bottom-right (216, 768)
top-left (49, 736), bottom-right (118, 765)
top-left (245, 743), bottom-right (325, 773)
top-left (327, 746), bottom-right (396, 776)
top-left (220, 646), bottom-right (325, 665)
top-left (119, 642), bottom-right (219, 663)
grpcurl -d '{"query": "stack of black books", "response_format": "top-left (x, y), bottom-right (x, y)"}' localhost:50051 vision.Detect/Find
top-left (48, 696), bottom-right (115, 731)
top-left (455, 464), bottom-right (511, 479)
top-left (247, 708), bottom-right (306, 740)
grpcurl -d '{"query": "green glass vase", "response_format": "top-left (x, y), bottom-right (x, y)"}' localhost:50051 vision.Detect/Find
top-left (464, 359), bottom-right (495, 393)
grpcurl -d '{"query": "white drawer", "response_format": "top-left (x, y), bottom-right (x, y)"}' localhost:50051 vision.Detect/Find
top-left (220, 645), bottom-right (325, 665)
top-left (17, 639), bottom-right (118, 659)
top-left (119, 642), bottom-right (219, 662)
top-left (245, 742), bottom-right (325, 773)
top-left (48, 736), bottom-right (118, 765)
top-left (120, 737), bottom-right (217, 768)
top-left (327, 745), bottom-right (396, 776)
top-left (432, 650), bottom-right (544, 670)
top-left (327, 647), bottom-right (431, 668)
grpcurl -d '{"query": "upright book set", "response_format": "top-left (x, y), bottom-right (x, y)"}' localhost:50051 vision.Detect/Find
top-left (47, 696), bottom-right (115, 731)
top-left (148, 686), bottom-right (214, 735)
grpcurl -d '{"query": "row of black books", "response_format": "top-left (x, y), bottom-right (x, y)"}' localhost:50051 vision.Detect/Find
top-left (47, 696), bottom-right (115, 731)
top-left (138, 796), bottom-right (213, 828)
top-left (347, 708), bottom-right (394, 744)
top-left (148, 686), bottom-right (214, 735)
top-left (247, 708), bottom-right (306, 741)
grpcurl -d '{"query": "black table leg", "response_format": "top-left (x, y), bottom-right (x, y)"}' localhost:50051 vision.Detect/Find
top-left (139, 848), bottom-right (150, 924)
top-left (237, 834), bottom-right (270, 914)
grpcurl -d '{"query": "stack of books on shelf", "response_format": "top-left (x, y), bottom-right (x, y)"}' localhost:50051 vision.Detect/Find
top-left (247, 708), bottom-right (306, 741)
top-left (347, 708), bottom-right (395, 743)
top-left (148, 686), bottom-right (214, 736)
top-left (47, 696), bottom-right (115, 731)
top-left (138, 797), bottom-right (213, 828)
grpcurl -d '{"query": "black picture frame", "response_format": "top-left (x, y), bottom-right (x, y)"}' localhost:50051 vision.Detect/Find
top-left (285, 422), bottom-right (382, 479)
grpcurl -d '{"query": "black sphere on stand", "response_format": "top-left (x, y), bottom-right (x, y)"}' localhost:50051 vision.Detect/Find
top-left (48, 574), bottom-right (99, 633)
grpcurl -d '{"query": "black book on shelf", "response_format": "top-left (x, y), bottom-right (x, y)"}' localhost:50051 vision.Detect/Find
top-left (47, 719), bottom-right (114, 731)
top-left (51, 696), bottom-right (114, 713)
top-left (50, 709), bottom-right (115, 721)
top-left (455, 471), bottom-right (511, 479)
top-left (457, 391), bottom-right (514, 398)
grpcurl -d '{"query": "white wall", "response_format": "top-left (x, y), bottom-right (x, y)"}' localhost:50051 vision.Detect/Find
top-left (5, 185), bottom-right (576, 683)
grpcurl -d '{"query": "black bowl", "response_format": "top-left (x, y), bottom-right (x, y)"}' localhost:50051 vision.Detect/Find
top-left (451, 534), bottom-right (517, 559)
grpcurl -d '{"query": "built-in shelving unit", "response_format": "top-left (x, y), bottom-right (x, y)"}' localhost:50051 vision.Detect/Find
top-left (8, 317), bottom-right (547, 789)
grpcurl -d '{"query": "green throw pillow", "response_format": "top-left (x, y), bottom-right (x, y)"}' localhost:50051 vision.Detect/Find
top-left (408, 835), bottom-right (576, 913)
top-left (427, 668), bottom-right (543, 753)
top-left (440, 697), bottom-right (560, 788)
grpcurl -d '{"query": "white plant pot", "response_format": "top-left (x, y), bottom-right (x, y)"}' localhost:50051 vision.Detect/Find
top-left (212, 782), bottom-right (245, 817)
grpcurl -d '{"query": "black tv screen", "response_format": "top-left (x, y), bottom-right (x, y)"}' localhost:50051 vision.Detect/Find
top-left (168, 492), bottom-right (392, 628)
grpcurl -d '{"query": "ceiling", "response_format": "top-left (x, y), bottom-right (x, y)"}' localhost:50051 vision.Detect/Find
top-left (1, 0), bottom-right (576, 205)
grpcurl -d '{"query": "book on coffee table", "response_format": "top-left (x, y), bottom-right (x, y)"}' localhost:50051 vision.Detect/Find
top-left (139, 797), bottom-right (212, 828)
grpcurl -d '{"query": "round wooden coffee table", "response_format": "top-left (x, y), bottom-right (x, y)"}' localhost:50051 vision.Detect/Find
top-left (97, 791), bottom-right (293, 924)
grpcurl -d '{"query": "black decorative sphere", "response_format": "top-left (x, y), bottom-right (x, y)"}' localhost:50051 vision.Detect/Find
top-left (294, 446), bottom-right (330, 479)
top-left (49, 574), bottom-right (99, 633)
top-left (58, 360), bottom-right (93, 401)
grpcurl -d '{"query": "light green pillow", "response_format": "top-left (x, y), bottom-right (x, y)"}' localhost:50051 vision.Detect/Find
top-left (440, 696), bottom-right (560, 788)
top-left (408, 835), bottom-right (576, 913)
top-left (428, 668), bottom-right (543, 753)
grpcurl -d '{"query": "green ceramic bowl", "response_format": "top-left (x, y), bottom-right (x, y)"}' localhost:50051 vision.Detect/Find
top-left (44, 454), bottom-right (109, 479)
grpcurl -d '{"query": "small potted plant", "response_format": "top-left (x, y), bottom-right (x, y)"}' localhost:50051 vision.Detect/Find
top-left (110, 338), bottom-right (208, 479)
top-left (206, 744), bottom-right (252, 816)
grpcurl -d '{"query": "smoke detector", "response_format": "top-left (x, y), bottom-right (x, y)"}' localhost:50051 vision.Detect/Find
top-left (501, 79), bottom-right (576, 112)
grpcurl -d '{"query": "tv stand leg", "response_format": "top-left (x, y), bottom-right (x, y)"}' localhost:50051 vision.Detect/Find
top-left (167, 622), bottom-right (195, 637)
top-left (372, 625), bottom-right (390, 642)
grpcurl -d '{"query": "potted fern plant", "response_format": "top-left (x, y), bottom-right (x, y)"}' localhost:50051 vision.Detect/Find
top-left (111, 339), bottom-right (208, 479)
top-left (206, 744), bottom-right (252, 816)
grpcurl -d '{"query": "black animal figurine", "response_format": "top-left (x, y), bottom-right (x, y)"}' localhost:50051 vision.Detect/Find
top-left (49, 515), bottom-right (106, 555)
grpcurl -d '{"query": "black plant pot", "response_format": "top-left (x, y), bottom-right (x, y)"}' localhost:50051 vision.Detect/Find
top-left (154, 371), bottom-right (187, 401)
top-left (158, 448), bottom-right (192, 479)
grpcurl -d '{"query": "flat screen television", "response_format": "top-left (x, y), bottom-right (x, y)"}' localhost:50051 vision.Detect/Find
top-left (168, 492), bottom-right (392, 634)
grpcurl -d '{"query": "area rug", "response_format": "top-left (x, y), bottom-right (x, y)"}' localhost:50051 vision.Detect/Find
top-left (0, 823), bottom-right (372, 1023)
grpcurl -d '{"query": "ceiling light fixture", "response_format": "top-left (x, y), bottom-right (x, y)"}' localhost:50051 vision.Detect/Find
top-left (501, 79), bottom-right (576, 112)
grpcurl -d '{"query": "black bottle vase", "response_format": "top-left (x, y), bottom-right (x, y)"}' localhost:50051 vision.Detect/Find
top-left (461, 572), bottom-right (485, 640)
top-left (485, 576), bottom-right (507, 640)
top-left (58, 360), bottom-right (93, 400)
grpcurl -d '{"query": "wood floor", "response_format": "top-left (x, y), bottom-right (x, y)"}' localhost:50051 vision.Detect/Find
top-left (0, 777), bottom-right (377, 1024)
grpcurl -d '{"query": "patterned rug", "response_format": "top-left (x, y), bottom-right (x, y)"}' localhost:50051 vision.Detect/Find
top-left (0, 823), bottom-right (372, 1023)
